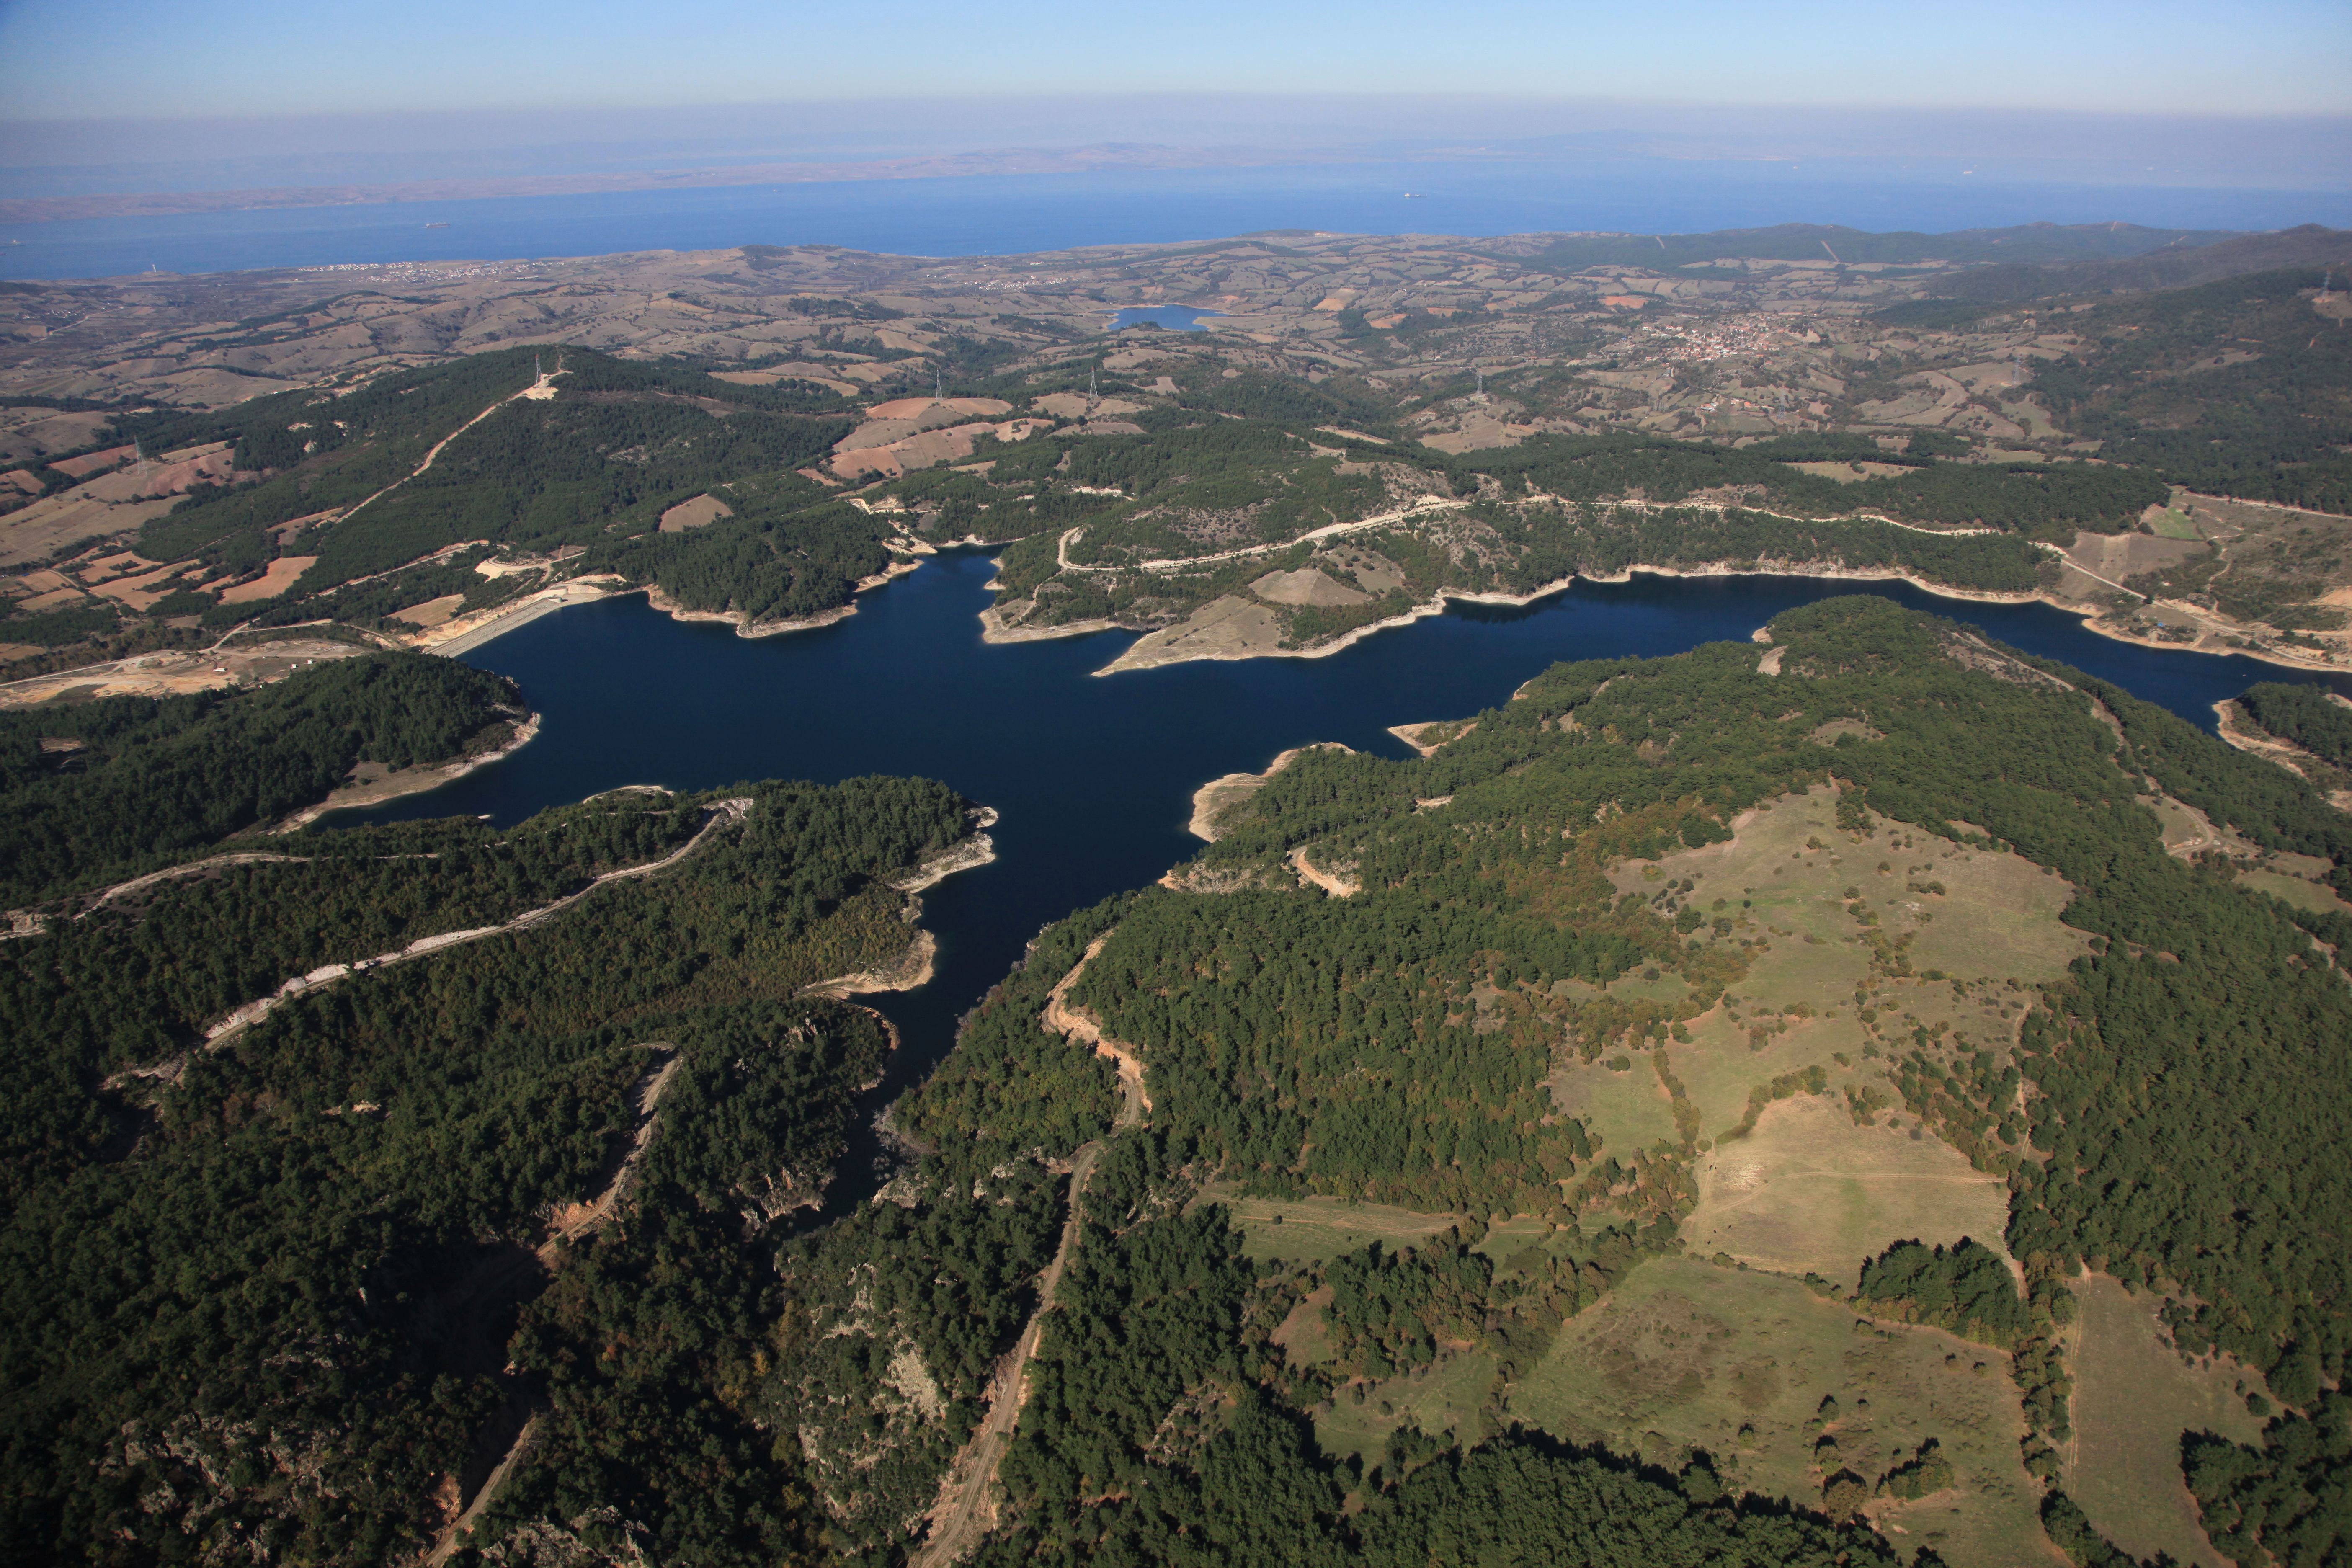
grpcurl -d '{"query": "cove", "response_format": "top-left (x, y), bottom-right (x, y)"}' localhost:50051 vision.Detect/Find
top-left (351, 554), bottom-right (2349, 1205)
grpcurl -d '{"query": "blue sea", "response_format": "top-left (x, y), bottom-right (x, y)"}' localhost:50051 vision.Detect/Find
top-left (5, 156), bottom-right (2349, 280)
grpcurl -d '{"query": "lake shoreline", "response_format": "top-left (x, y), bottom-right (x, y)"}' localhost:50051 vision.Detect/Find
top-left (279, 710), bottom-right (544, 830)
top-left (421, 557), bottom-right (927, 658)
top-left (1065, 559), bottom-right (2347, 678)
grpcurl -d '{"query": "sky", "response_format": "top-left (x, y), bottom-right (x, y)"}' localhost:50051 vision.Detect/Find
top-left (4, 0), bottom-right (2348, 121)
top-left (0, 0), bottom-right (2347, 207)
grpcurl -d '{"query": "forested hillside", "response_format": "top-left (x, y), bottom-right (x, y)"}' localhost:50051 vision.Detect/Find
top-left (926, 595), bottom-right (2346, 1568)
top-left (2028, 268), bottom-right (2352, 512)
top-left (8, 593), bottom-right (2345, 1568)
top-left (0, 651), bottom-right (522, 907)
top-left (0, 749), bottom-right (988, 1563)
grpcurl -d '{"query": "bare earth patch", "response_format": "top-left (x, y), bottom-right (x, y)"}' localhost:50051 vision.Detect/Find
top-left (390, 594), bottom-right (467, 628)
top-left (658, 493), bottom-right (733, 533)
top-left (218, 556), bottom-right (318, 604)
top-left (1098, 594), bottom-right (1284, 672)
top-left (1250, 567), bottom-right (1368, 607)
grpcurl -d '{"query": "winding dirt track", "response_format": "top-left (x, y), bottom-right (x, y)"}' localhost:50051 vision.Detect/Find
top-left (100, 799), bottom-right (750, 1083)
top-left (342, 365), bottom-right (565, 527)
top-left (1054, 495), bottom-right (1465, 577)
top-left (422, 1416), bottom-right (541, 1567)
top-left (537, 1049), bottom-right (683, 1262)
top-left (1040, 933), bottom-right (1150, 1126)
top-left (910, 1137), bottom-right (1102, 1568)
top-left (910, 935), bottom-right (1148, 1565)
top-left (4, 852), bottom-right (315, 941)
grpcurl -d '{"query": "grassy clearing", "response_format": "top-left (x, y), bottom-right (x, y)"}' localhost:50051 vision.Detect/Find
top-left (1271, 1284), bottom-right (1335, 1367)
top-left (1582, 789), bottom-right (2080, 1283)
top-left (1508, 1257), bottom-right (2060, 1568)
top-left (1474, 1216), bottom-right (1553, 1262)
top-left (2145, 507), bottom-right (2204, 542)
top-left (1209, 1191), bottom-right (1460, 1264)
top-left (1688, 1096), bottom-right (2011, 1288)
top-left (1547, 1050), bottom-right (1681, 1154)
top-left (1314, 1348), bottom-right (1498, 1465)
top-left (2236, 866), bottom-right (2352, 917)
top-left (2065, 1274), bottom-right (2267, 1568)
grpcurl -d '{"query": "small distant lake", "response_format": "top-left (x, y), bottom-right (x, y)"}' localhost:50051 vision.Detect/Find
top-left (1104, 305), bottom-right (1227, 332)
top-left (348, 559), bottom-right (2348, 1210)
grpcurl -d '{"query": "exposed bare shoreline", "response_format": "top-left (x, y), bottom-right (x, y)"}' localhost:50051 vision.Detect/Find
top-left (274, 710), bottom-right (543, 830)
top-left (416, 546), bottom-right (2352, 683)
top-left (999, 559), bottom-right (2349, 678)
top-left (1182, 744), bottom-right (1353, 843)
top-left (418, 557), bottom-right (923, 660)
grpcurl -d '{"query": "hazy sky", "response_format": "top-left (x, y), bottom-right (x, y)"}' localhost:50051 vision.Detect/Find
top-left (5, 0), bottom-right (2349, 121)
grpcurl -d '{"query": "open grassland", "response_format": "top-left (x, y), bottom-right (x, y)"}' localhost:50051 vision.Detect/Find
top-left (1210, 1191), bottom-right (1460, 1264)
top-left (2236, 865), bottom-right (2352, 916)
top-left (1508, 1257), bottom-right (2060, 1568)
top-left (1688, 1096), bottom-right (2011, 1287)
top-left (1314, 1348), bottom-right (1499, 1465)
top-left (1565, 789), bottom-right (2080, 1282)
top-left (1547, 1047), bottom-right (1683, 1154)
top-left (2065, 1274), bottom-right (2268, 1568)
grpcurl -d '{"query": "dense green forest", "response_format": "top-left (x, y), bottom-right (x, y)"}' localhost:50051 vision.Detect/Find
top-left (2028, 268), bottom-right (2351, 512)
top-left (0, 652), bottom-right (521, 908)
top-left (0, 739), bottom-right (983, 1564)
top-left (2183, 1391), bottom-right (2350, 1568)
top-left (584, 472), bottom-right (897, 625)
top-left (2238, 679), bottom-right (2352, 768)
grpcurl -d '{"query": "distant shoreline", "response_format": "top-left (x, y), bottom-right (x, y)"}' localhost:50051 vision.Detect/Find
top-left (1070, 560), bottom-right (2347, 679)
top-left (421, 558), bottom-right (924, 660)
top-left (0, 144), bottom-right (1361, 226)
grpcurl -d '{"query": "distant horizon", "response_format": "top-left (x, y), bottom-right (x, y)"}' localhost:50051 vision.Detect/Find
top-left (6, 152), bottom-right (2344, 285)
top-left (2, 98), bottom-right (2348, 224)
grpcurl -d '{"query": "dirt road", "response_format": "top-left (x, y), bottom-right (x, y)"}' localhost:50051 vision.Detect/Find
top-left (1040, 933), bottom-right (1150, 1127)
top-left (910, 1137), bottom-right (1102, 1568)
top-left (195, 798), bottom-right (748, 1050)
top-left (908, 934), bottom-right (1157, 1564)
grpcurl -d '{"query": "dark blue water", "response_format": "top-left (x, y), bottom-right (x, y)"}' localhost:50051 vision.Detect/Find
top-left (346, 556), bottom-right (2345, 1198)
top-left (1104, 306), bottom-right (1226, 330)
top-left (8, 158), bottom-right (2349, 280)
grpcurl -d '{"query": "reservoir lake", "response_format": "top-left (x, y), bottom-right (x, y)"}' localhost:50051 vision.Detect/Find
top-left (353, 555), bottom-right (2349, 1204)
